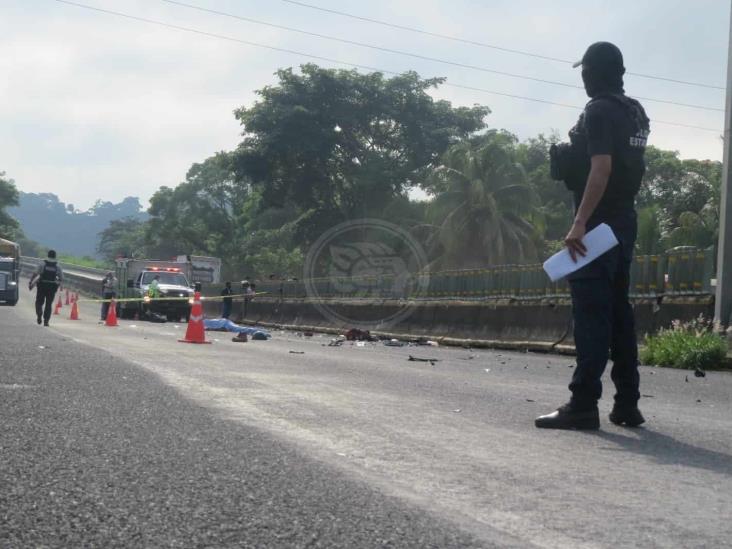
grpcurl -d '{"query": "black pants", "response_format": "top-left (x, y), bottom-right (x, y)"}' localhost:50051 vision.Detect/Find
top-left (35, 285), bottom-right (58, 323)
top-left (568, 217), bottom-right (640, 409)
top-left (101, 291), bottom-right (116, 320)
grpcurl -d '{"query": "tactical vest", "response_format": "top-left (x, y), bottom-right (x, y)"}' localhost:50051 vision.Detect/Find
top-left (39, 261), bottom-right (59, 286)
top-left (556, 93), bottom-right (649, 201)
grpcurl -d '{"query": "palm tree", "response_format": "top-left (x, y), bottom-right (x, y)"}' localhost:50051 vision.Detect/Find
top-left (423, 132), bottom-right (540, 269)
top-left (666, 208), bottom-right (717, 250)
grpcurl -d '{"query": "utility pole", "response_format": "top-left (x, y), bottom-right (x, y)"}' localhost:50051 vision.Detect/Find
top-left (715, 1), bottom-right (732, 328)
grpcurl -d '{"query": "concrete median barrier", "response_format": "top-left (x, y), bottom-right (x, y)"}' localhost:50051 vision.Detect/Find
top-left (200, 293), bottom-right (714, 352)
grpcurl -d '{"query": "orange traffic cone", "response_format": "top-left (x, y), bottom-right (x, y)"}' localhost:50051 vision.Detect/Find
top-left (54, 294), bottom-right (62, 315)
top-left (105, 298), bottom-right (119, 327)
top-left (65, 290), bottom-right (70, 305)
top-left (179, 292), bottom-right (210, 344)
top-left (70, 299), bottom-right (79, 320)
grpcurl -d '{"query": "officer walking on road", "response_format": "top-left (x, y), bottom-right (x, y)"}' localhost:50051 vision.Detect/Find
top-left (101, 271), bottom-right (117, 321)
top-left (28, 250), bottom-right (64, 327)
top-left (536, 42), bottom-right (650, 430)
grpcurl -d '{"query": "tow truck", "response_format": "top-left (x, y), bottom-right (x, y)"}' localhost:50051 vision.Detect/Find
top-left (115, 259), bottom-right (195, 321)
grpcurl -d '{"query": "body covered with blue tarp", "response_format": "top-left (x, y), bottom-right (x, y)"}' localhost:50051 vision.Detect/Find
top-left (204, 318), bottom-right (271, 339)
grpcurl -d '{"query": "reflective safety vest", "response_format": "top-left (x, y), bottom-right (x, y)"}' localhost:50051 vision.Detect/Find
top-left (148, 280), bottom-right (160, 298)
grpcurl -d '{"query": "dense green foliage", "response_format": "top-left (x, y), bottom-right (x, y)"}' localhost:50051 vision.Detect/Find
top-left (640, 316), bottom-right (728, 370)
top-left (5, 65), bottom-right (724, 278)
top-left (0, 172), bottom-right (21, 240)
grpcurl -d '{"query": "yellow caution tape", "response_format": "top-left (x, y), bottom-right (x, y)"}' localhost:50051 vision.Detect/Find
top-left (75, 292), bottom-right (267, 304)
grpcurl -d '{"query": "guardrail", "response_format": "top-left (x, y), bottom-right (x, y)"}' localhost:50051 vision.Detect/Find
top-left (23, 245), bottom-right (716, 302)
top-left (20, 257), bottom-right (106, 296)
top-left (242, 246), bottom-right (717, 301)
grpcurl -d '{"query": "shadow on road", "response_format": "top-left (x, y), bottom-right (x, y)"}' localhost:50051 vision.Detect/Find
top-left (594, 429), bottom-right (732, 477)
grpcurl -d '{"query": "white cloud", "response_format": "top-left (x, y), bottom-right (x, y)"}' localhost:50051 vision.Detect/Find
top-left (0, 0), bottom-right (727, 209)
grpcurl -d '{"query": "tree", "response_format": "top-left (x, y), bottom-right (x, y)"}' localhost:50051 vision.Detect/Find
top-left (636, 205), bottom-right (664, 255)
top-left (97, 217), bottom-right (148, 261)
top-left (232, 64), bottom-right (488, 245)
top-left (147, 152), bottom-right (250, 263)
top-left (0, 172), bottom-right (20, 239)
top-left (423, 131), bottom-right (540, 269)
top-left (665, 209), bottom-right (717, 250)
top-left (516, 133), bottom-right (574, 254)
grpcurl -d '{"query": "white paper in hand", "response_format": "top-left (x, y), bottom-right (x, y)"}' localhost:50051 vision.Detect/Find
top-left (543, 223), bottom-right (619, 282)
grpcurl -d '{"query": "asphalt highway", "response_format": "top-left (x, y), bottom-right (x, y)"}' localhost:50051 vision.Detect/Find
top-left (2, 285), bottom-right (731, 548)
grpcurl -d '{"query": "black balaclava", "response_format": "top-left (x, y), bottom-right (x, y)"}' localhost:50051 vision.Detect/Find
top-left (576, 42), bottom-right (625, 98)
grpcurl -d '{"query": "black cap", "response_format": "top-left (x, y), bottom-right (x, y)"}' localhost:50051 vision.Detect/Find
top-left (573, 42), bottom-right (624, 72)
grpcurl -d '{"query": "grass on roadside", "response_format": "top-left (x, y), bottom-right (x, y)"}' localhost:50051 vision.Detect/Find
top-left (58, 254), bottom-right (112, 270)
top-left (640, 315), bottom-right (728, 371)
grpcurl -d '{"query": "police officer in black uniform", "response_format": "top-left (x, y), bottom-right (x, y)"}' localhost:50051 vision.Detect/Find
top-left (29, 249), bottom-right (64, 327)
top-left (536, 42), bottom-right (650, 430)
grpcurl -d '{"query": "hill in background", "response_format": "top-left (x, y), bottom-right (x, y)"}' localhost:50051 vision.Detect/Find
top-left (9, 193), bottom-right (148, 258)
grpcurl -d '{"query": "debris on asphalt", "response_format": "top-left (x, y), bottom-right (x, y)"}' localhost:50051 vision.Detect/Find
top-left (453, 409), bottom-right (461, 413)
top-left (484, 368), bottom-right (491, 373)
top-left (384, 339), bottom-right (406, 347)
top-left (37, 346), bottom-right (46, 350)
top-left (303, 332), bottom-right (314, 337)
top-left (356, 341), bottom-right (366, 347)
top-left (327, 337), bottom-right (345, 347)
top-left (289, 350), bottom-right (305, 354)
top-left (642, 394), bottom-right (655, 398)
top-left (458, 355), bottom-right (475, 360)
top-left (408, 355), bottom-right (439, 364)
top-left (525, 399), bottom-right (535, 402)
top-left (696, 399), bottom-right (702, 403)
top-left (685, 376), bottom-right (689, 383)
top-left (344, 328), bottom-right (377, 341)
top-left (694, 368), bottom-right (706, 378)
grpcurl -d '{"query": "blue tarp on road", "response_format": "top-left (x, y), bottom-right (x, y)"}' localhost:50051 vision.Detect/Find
top-left (204, 318), bottom-right (271, 339)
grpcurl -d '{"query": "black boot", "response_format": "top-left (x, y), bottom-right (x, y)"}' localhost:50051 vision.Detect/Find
top-left (535, 403), bottom-right (600, 430)
top-left (609, 403), bottom-right (645, 427)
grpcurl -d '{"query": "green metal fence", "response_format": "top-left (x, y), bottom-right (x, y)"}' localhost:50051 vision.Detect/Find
top-left (238, 246), bottom-right (716, 301)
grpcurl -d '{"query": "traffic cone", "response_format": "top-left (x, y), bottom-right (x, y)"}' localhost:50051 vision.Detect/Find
top-left (105, 298), bottom-right (119, 327)
top-left (179, 292), bottom-right (210, 344)
top-left (65, 290), bottom-right (70, 305)
top-left (54, 294), bottom-right (62, 315)
top-left (70, 299), bottom-right (79, 320)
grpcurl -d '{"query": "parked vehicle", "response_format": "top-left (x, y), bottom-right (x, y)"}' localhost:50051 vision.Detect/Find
top-left (0, 238), bottom-right (20, 306)
top-left (175, 255), bottom-right (222, 284)
top-left (116, 258), bottom-right (194, 321)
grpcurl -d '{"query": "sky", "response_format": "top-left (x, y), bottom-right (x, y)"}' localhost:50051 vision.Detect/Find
top-left (1, 0), bottom-right (729, 210)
